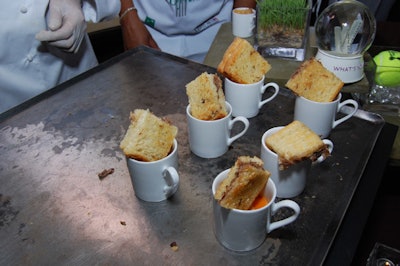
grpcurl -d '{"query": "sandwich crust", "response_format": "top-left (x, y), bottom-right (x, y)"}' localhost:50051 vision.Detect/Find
top-left (215, 156), bottom-right (270, 210)
top-left (217, 37), bottom-right (271, 84)
top-left (265, 120), bottom-right (330, 169)
top-left (120, 109), bottom-right (178, 162)
top-left (285, 58), bottom-right (344, 102)
top-left (186, 72), bottom-right (227, 120)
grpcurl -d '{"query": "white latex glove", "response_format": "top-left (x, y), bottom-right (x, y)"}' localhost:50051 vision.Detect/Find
top-left (35, 0), bottom-right (86, 53)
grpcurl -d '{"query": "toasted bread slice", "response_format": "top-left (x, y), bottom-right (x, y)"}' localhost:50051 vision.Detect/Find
top-left (215, 156), bottom-right (270, 210)
top-left (285, 58), bottom-right (344, 102)
top-left (265, 120), bottom-right (330, 169)
top-left (217, 37), bottom-right (271, 84)
top-left (186, 72), bottom-right (227, 120)
top-left (120, 109), bottom-right (178, 162)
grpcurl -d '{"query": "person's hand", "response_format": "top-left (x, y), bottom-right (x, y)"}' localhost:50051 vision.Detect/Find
top-left (35, 0), bottom-right (86, 53)
top-left (119, 9), bottom-right (159, 51)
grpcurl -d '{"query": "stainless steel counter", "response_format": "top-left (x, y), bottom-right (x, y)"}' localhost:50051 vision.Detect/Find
top-left (0, 48), bottom-right (397, 265)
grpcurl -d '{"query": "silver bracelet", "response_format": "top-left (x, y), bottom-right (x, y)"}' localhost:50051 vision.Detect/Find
top-left (120, 6), bottom-right (137, 21)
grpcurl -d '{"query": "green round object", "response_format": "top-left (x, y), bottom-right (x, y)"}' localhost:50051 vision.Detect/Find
top-left (373, 50), bottom-right (400, 87)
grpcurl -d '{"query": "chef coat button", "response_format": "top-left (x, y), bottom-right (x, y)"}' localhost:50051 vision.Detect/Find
top-left (20, 6), bottom-right (28, 13)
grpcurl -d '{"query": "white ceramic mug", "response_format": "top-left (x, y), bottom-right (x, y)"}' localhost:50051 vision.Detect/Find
top-left (225, 76), bottom-right (279, 118)
top-left (294, 93), bottom-right (359, 138)
top-left (212, 169), bottom-right (300, 252)
top-left (186, 102), bottom-right (249, 158)
top-left (261, 127), bottom-right (334, 198)
top-left (232, 7), bottom-right (256, 38)
top-left (126, 139), bottom-right (179, 202)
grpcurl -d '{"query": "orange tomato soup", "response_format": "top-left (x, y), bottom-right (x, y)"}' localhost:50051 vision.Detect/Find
top-left (250, 194), bottom-right (269, 210)
top-left (233, 8), bottom-right (253, 14)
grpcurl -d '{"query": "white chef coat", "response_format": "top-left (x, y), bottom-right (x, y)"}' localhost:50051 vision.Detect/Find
top-left (134, 0), bottom-right (233, 62)
top-left (0, 0), bottom-right (120, 114)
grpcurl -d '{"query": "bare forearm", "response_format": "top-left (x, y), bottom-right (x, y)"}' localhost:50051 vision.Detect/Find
top-left (120, 0), bottom-right (134, 15)
top-left (119, 0), bottom-right (159, 50)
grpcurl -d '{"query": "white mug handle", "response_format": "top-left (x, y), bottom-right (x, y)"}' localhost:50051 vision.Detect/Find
top-left (333, 99), bottom-right (358, 129)
top-left (259, 82), bottom-right (280, 109)
top-left (268, 199), bottom-right (300, 233)
top-left (249, 15), bottom-right (256, 31)
top-left (315, 139), bottom-right (334, 163)
top-left (163, 166), bottom-right (179, 198)
top-left (227, 116), bottom-right (250, 145)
